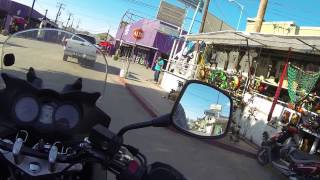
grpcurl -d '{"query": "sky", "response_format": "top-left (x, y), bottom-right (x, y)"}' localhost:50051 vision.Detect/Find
top-left (12, 0), bottom-right (320, 36)
top-left (179, 83), bottom-right (231, 120)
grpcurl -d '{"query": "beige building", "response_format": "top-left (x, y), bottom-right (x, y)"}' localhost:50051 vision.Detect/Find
top-left (246, 18), bottom-right (320, 36)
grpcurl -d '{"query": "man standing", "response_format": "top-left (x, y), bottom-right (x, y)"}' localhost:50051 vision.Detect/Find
top-left (154, 55), bottom-right (164, 83)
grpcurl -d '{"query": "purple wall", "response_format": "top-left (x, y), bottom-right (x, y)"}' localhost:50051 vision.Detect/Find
top-left (0, 0), bottom-right (10, 11)
top-left (115, 19), bottom-right (179, 54)
top-left (8, 1), bottom-right (43, 19)
top-left (116, 19), bottom-right (158, 48)
top-left (153, 32), bottom-right (176, 54)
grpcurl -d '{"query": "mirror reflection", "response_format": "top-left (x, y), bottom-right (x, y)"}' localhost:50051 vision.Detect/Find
top-left (173, 83), bottom-right (231, 137)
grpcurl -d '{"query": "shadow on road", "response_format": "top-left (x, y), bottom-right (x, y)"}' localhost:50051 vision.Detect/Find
top-left (0, 41), bottom-right (27, 48)
top-left (0, 67), bottom-right (283, 180)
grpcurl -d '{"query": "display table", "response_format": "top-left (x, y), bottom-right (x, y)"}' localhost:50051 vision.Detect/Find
top-left (299, 125), bottom-right (320, 154)
top-left (160, 71), bottom-right (187, 92)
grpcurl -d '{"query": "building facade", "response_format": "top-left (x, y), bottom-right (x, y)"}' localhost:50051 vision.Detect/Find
top-left (114, 19), bottom-right (182, 68)
top-left (0, 0), bottom-right (46, 34)
top-left (246, 18), bottom-right (320, 36)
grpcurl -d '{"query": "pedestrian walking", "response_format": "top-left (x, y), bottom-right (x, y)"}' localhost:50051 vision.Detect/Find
top-left (154, 55), bottom-right (164, 83)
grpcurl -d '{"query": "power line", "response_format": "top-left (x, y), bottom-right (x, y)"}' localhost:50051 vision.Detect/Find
top-left (54, 2), bottom-right (65, 23)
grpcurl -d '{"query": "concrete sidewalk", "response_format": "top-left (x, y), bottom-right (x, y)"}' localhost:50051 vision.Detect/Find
top-left (108, 58), bottom-right (259, 158)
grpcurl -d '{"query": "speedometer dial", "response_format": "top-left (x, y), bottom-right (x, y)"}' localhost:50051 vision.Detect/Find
top-left (13, 95), bottom-right (39, 123)
top-left (54, 104), bottom-right (80, 129)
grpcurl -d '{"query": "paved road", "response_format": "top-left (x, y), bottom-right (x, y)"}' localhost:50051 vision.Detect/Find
top-left (0, 34), bottom-right (284, 180)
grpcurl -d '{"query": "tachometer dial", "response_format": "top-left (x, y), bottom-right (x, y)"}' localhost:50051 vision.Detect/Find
top-left (13, 95), bottom-right (39, 123)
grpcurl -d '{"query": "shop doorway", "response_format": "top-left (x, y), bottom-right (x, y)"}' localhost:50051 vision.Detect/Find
top-left (120, 45), bottom-right (132, 58)
top-left (0, 10), bottom-right (7, 31)
top-left (134, 47), bottom-right (150, 66)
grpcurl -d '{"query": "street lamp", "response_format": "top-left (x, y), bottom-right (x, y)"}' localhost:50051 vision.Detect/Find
top-left (229, 0), bottom-right (244, 31)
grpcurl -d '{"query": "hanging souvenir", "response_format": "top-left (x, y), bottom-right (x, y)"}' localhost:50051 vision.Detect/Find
top-left (281, 110), bottom-right (291, 124)
top-left (290, 113), bottom-right (300, 126)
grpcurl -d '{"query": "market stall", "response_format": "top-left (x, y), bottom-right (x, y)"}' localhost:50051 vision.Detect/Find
top-left (161, 31), bottom-right (320, 154)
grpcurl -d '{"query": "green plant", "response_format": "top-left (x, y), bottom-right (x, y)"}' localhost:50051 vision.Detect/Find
top-left (113, 55), bottom-right (119, 61)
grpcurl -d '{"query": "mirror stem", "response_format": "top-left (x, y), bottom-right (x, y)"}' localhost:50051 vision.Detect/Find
top-left (117, 114), bottom-right (171, 137)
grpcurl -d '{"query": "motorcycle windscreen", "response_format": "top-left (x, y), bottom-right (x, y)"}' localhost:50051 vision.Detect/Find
top-left (0, 29), bottom-right (108, 100)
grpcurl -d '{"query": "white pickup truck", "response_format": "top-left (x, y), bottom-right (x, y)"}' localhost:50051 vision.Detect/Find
top-left (63, 34), bottom-right (97, 67)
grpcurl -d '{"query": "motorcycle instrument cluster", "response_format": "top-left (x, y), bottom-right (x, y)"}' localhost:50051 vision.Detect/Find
top-left (12, 94), bottom-right (81, 130)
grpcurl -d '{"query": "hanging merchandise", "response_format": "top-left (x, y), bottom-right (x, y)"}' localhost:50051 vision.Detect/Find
top-left (203, 44), bottom-right (215, 64)
top-left (182, 41), bottom-right (195, 56)
top-left (209, 69), bottom-right (228, 89)
top-left (288, 64), bottom-right (320, 103)
top-left (290, 113), bottom-right (300, 126)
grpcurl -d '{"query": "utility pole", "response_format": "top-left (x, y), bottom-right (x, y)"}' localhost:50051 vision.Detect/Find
top-left (65, 13), bottom-right (72, 28)
top-left (27, 0), bottom-right (36, 27)
top-left (106, 27), bottom-right (110, 41)
top-left (199, 0), bottom-right (210, 33)
top-left (54, 2), bottom-right (65, 24)
top-left (253, 0), bottom-right (268, 32)
top-left (70, 17), bottom-right (74, 28)
top-left (44, 9), bottom-right (48, 20)
top-left (76, 20), bottom-right (80, 29)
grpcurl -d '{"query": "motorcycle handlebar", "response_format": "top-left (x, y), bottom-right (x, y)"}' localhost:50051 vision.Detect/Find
top-left (0, 138), bottom-right (140, 176)
top-left (0, 139), bottom-right (80, 162)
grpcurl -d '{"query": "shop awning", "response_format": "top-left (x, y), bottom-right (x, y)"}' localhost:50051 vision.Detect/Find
top-left (183, 31), bottom-right (320, 55)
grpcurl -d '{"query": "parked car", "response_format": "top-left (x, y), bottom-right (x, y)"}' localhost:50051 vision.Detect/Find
top-left (63, 33), bottom-right (97, 67)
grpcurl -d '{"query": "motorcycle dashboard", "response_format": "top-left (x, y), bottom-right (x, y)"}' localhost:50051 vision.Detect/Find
top-left (0, 73), bottom-right (109, 136)
top-left (12, 92), bottom-right (82, 134)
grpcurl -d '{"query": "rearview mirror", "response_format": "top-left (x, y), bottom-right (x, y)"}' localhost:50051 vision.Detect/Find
top-left (171, 81), bottom-right (232, 139)
top-left (3, 53), bottom-right (15, 66)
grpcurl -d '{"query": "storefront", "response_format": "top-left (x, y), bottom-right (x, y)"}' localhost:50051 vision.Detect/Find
top-left (114, 19), bottom-right (182, 68)
top-left (0, 0), bottom-right (9, 31)
top-left (162, 31), bottom-right (320, 155)
top-left (1, 0), bottom-right (44, 33)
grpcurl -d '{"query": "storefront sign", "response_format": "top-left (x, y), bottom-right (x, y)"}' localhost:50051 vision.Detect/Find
top-left (178, 0), bottom-right (203, 11)
top-left (158, 23), bottom-right (180, 37)
top-left (210, 104), bottom-right (222, 112)
top-left (133, 28), bottom-right (143, 40)
top-left (156, 1), bottom-right (185, 28)
top-left (124, 24), bottom-right (131, 36)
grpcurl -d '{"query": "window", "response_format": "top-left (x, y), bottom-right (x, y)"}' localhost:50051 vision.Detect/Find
top-left (72, 36), bottom-right (85, 42)
top-left (76, 34), bottom-right (96, 44)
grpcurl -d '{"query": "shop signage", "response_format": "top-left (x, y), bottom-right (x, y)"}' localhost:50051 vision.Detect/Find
top-left (158, 23), bottom-right (180, 37)
top-left (156, 1), bottom-right (185, 28)
top-left (124, 24), bottom-right (131, 36)
top-left (210, 104), bottom-right (222, 112)
top-left (133, 28), bottom-right (143, 40)
top-left (177, 0), bottom-right (203, 11)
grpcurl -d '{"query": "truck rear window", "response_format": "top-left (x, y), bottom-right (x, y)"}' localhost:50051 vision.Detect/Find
top-left (77, 34), bottom-right (96, 44)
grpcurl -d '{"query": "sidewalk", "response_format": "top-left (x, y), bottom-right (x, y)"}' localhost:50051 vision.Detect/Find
top-left (108, 58), bottom-right (258, 158)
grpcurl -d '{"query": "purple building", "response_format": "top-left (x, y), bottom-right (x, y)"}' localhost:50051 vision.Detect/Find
top-left (0, 0), bottom-right (45, 33)
top-left (114, 19), bottom-right (183, 68)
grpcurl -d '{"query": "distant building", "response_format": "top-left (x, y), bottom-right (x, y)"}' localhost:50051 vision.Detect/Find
top-left (203, 12), bottom-right (234, 33)
top-left (246, 18), bottom-right (320, 36)
top-left (0, 0), bottom-right (57, 34)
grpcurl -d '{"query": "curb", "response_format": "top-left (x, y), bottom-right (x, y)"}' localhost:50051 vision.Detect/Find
top-left (117, 77), bottom-right (257, 159)
top-left (117, 77), bottom-right (158, 118)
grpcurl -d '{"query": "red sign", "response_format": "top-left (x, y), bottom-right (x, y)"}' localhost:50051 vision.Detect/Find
top-left (133, 28), bottom-right (143, 40)
top-left (99, 41), bottom-right (111, 47)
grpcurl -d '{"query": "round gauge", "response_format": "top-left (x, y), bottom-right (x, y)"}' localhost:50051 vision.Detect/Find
top-left (39, 104), bottom-right (55, 124)
top-left (13, 95), bottom-right (40, 123)
top-left (54, 104), bottom-right (80, 129)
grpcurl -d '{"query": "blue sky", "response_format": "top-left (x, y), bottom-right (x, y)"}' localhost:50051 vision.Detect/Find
top-left (13, 0), bottom-right (320, 36)
top-left (180, 83), bottom-right (231, 120)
